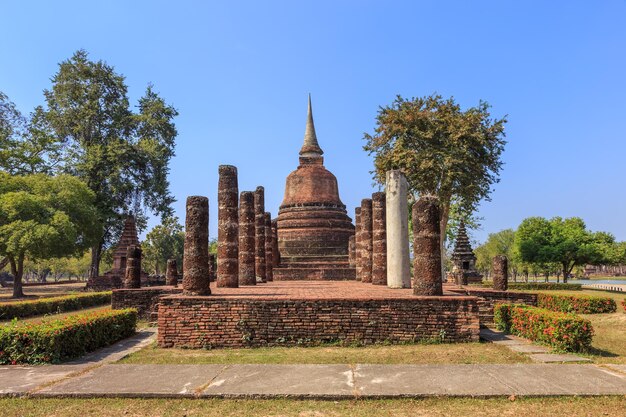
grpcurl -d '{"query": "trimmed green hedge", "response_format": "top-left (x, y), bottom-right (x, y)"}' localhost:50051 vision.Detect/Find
top-left (494, 304), bottom-right (593, 352)
top-left (477, 282), bottom-right (582, 291)
top-left (0, 308), bottom-right (136, 364)
top-left (537, 293), bottom-right (616, 314)
top-left (0, 292), bottom-right (111, 320)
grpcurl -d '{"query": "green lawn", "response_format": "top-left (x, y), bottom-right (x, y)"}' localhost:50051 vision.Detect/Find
top-left (1, 397), bottom-right (624, 417)
top-left (121, 341), bottom-right (529, 365)
top-left (0, 282), bottom-right (86, 302)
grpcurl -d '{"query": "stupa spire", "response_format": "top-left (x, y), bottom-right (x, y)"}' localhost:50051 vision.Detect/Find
top-left (299, 94), bottom-right (324, 158)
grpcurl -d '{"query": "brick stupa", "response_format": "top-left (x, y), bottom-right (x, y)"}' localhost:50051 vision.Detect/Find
top-left (86, 214), bottom-right (149, 290)
top-left (449, 221), bottom-right (483, 285)
top-left (273, 96), bottom-right (355, 280)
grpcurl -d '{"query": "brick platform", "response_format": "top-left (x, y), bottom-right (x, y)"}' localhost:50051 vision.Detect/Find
top-left (448, 286), bottom-right (538, 325)
top-left (157, 281), bottom-right (480, 348)
top-left (112, 286), bottom-right (182, 319)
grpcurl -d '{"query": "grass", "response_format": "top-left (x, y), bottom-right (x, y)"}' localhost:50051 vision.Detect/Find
top-left (0, 397), bottom-right (624, 417)
top-left (580, 311), bottom-right (626, 364)
top-left (0, 282), bottom-right (86, 301)
top-left (121, 341), bottom-right (529, 365)
top-left (0, 305), bottom-right (111, 325)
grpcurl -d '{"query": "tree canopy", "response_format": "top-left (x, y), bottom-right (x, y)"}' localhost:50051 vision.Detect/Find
top-left (0, 173), bottom-right (99, 297)
top-left (142, 217), bottom-right (184, 275)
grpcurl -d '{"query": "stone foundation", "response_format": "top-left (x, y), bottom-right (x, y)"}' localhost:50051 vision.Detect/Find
top-left (112, 286), bottom-right (182, 320)
top-left (157, 293), bottom-right (479, 348)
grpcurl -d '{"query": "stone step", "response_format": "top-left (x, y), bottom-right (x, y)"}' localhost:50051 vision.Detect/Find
top-left (279, 261), bottom-right (351, 270)
top-left (280, 255), bottom-right (349, 263)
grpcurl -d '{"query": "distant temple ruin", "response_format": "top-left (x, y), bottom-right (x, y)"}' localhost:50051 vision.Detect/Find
top-left (273, 96), bottom-right (355, 280)
top-left (449, 222), bottom-right (483, 285)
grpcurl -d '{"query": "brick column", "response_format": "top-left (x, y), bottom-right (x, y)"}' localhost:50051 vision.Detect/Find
top-left (492, 255), bottom-right (508, 291)
top-left (371, 192), bottom-right (387, 285)
top-left (238, 191), bottom-right (256, 286)
top-left (271, 219), bottom-right (280, 267)
top-left (183, 196), bottom-right (210, 296)
top-left (123, 245), bottom-right (142, 289)
top-left (386, 170), bottom-right (411, 288)
top-left (360, 198), bottom-right (373, 283)
top-left (208, 253), bottom-right (216, 282)
top-left (354, 207), bottom-right (362, 281)
top-left (348, 235), bottom-right (356, 268)
top-left (217, 165), bottom-right (239, 288)
top-left (165, 259), bottom-right (178, 287)
top-left (264, 212), bottom-right (273, 282)
top-left (412, 196), bottom-right (442, 296)
top-left (254, 186), bottom-right (266, 282)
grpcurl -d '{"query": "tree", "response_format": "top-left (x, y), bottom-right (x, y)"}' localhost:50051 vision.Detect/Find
top-left (0, 173), bottom-right (99, 297)
top-left (516, 216), bottom-right (614, 283)
top-left (142, 217), bottom-right (184, 275)
top-left (41, 50), bottom-right (178, 278)
top-left (474, 229), bottom-right (519, 279)
top-left (364, 94), bottom-right (507, 264)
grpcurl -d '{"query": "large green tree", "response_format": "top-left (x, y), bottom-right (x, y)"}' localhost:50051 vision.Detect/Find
top-left (41, 50), bottom-right (178, 278)
top-left (515, 216), bottom-right (614, 283)
top-left (142, 217), bottom-right (184, 275)
top-left (474, 228), bottom-right (521, 279)
top-left (364, 94), bottom-right (507, 261)
top-left (0, 173), bottom-right (99, 297)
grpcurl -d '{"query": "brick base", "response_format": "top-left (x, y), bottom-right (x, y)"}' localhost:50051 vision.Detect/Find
top-left (449, 287), bottom-right (537, 325)
top-left (157, 295), bottom-right (480, 348)
top-left (112, 286), bottom-right (182, 319)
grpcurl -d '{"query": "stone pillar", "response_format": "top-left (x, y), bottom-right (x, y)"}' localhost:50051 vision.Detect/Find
top-left (183, 196), bottom-right (210, 296)
top-left (412, 196), bottom-right (442, 296)
top-left (354, 207), bottom-right (362, 281)
top-left (264, 212), bottom-right (273, 282)
top-left (360, 198), bottom-right (373, 283)
top-left (386, 170), bottom-right (411, 288)
top-left (492, 255), bottom-right (508, 291)
top-left (217, 165), bottom-right (239, 288)
top-left (123, 245), bottom-right (142, 289)
top-left (208, 253), bottom-right (216, 282)
top-left (371, 192), bottom-right (387, 285)
top-left (271, 219), bottom-right (280, 267)
top-left (238, 191), bottom-right (256, 286)
top-left (254, 186), bottom-right (266, 282)
top-left (348, 235), bottom-right (356, 268)
top-left (165, 259), bottom-right (178, 287)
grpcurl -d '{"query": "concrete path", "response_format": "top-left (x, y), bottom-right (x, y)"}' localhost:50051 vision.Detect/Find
top-left (0, 328), bottom-right (157, 395)
top-left (23, 363), bottom-right (626, 398)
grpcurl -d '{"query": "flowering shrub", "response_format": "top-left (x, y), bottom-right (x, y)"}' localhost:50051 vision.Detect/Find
top-left (0, 308), bottom-right (136, 364)
top-left (494, 304), bottom-right (593, 352)
top-left (537, 294), bottom-right (616, 314)
top-left (622, 299), bottom-right (626, 312)
top-left (478, 282), bottom-right (582, 291)
top-left (0, 292), bottom-right (111, 320)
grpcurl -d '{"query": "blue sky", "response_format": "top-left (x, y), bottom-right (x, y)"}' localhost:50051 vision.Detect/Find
top-left (2, 1), bottom-right (625, 243)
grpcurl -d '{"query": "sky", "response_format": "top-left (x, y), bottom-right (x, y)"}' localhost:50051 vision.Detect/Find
top-left (2, 1), bottom-right (625, 244)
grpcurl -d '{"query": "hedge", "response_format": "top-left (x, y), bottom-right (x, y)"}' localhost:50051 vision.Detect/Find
top-left (537, 293), bottom-right (616, 314)
top-left (477, 282), bottom-right (582, 291)
top-left (0, 308), bottom-right (137, 364)
top-left (494, 304), bottom-right (593, 352)
top-left (0, 292), bottom-right (112, 320)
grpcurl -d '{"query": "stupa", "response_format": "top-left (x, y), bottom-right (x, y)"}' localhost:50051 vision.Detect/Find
top-left (273, 96), bottom-right (356, 280)
top-left (449, 221), bottom-right (483, 285)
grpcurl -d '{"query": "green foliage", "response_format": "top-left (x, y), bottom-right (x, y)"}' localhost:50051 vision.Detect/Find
top-left (622, 299), bottom-right (626, 312)
top-left (363, 94), bottom-right (507, 237)
top-left (0, 308), bottom-right (136, 364)
top-left (0, 292), bottom-right (111, 320)
top-left (494, 304), bottom-right (593, 352)
top-left (537, 293), bottom-right (617, 314)
top-left (476, 282), bottom-right (583, 291)
top-left (142, 217), bottom-right (184, 274)
top-left (474, 229), bottom-right (519, 275)
top-left (0, 172), bottom-right (100, 297)
top-left (40, 50), bottom-right (178, 277)
top-left (515, 216), bottom-right (616, 282)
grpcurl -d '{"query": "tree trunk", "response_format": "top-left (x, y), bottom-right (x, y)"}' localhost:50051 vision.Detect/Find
top-left (562, 262), bottom-right (569, 284)
top-left (439, 202), bottom-right (450, 282)
top-left (10, 255), bottom-right (25, 298)
top-left (89, 244), bottom-right (102, 279)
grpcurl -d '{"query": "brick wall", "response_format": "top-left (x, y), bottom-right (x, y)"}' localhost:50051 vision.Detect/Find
top-left (158, 296), bottom-right (480, 348)
top-left (449, 288), bottom-right (537, 325)
top-left (112, 286), bottom-right (181, 319)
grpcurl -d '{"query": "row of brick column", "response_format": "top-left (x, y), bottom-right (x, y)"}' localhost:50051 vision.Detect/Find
top-left (354, 193), bottom-right (387, 286)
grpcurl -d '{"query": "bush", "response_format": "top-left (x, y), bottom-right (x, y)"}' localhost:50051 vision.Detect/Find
top-left (0, 292), bottom-right (111, 320)
top-left (477, 282), bottom-right (582, 291)
top-left (622, 299), bottom-right (626, 312)
top-left (537, 293), bottom-right (616, 314)
top-left (0, 308), bottom-right (136, 364)
top-left (494, 304), bottom-right (593, 352)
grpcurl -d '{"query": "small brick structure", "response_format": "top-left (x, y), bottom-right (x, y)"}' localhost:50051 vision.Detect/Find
top-left (165, 259), bottom-right (179, 287)
top-left (112, 286), bottom-right (181, 320)
top-left (492, 255), bottom-right (508, 291)
top-left (157, 281), bottom-right (480, 348)
top-left (449, 287), bottom-right (537, 326)
top-left (123, 245), bottom-right (142, 289)
top-left (371, 192), bottom-right (387, 286)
